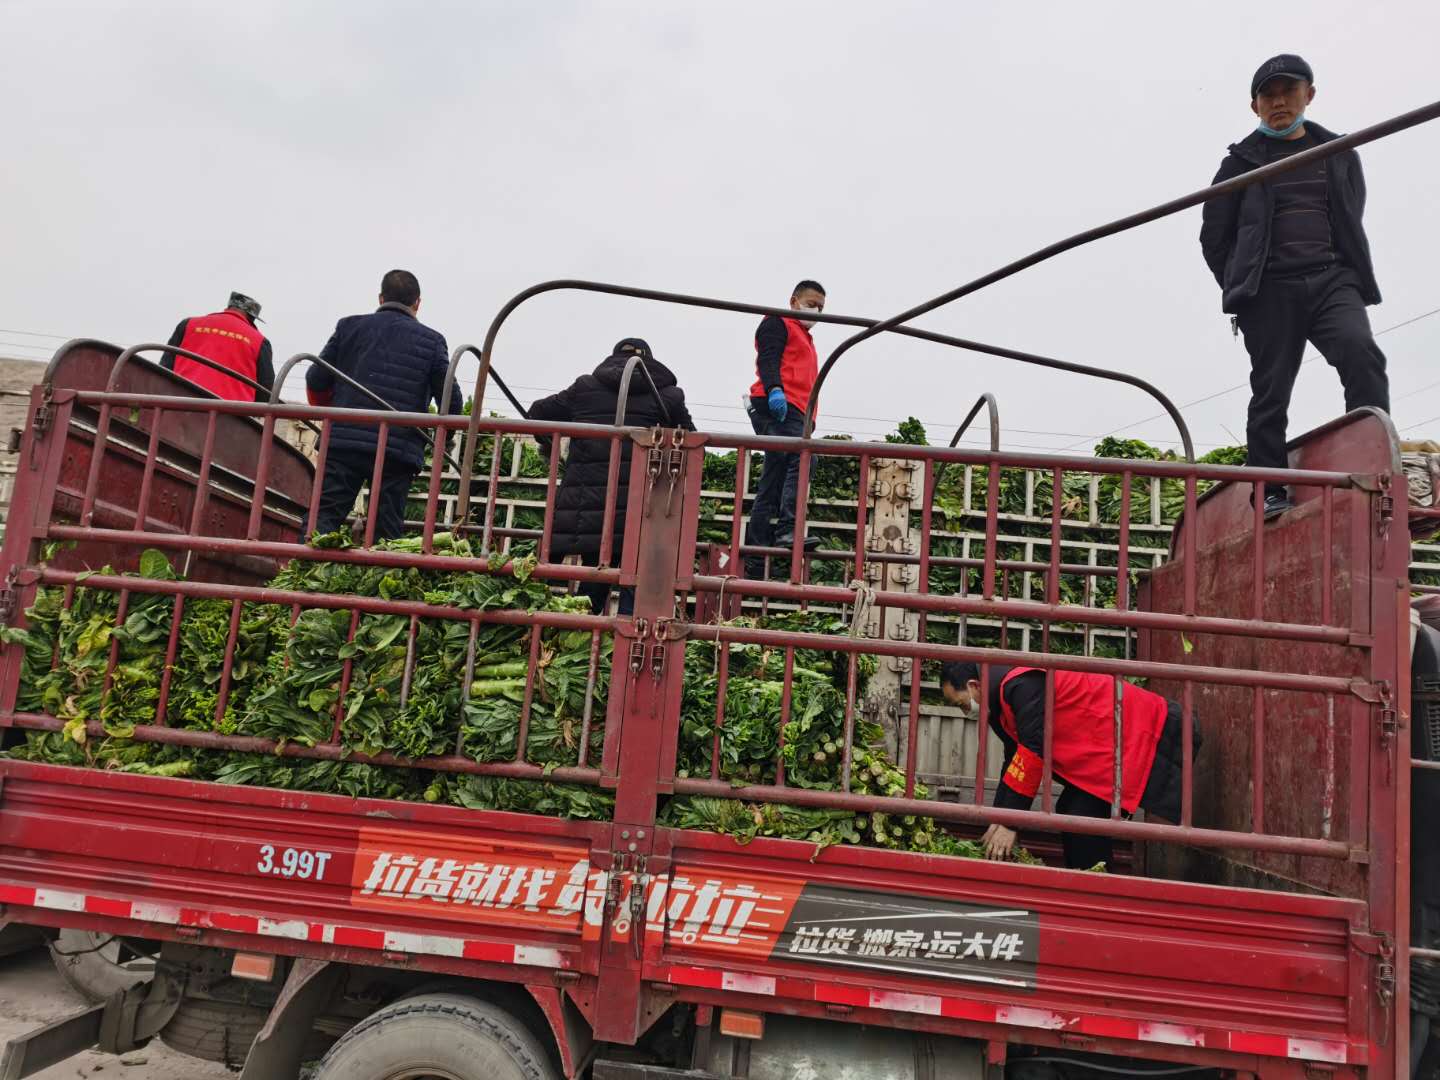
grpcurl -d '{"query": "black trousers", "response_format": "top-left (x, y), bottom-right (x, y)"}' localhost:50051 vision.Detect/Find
top-left (743, 401), bottom-right (808, 576)
top-left (1235, 266), bottom-right (1389, 471)
top-left (312, 451), bottom-right (416, 541)
top-left (576, 551), bottom-right (635, 616)
top-left (1053, 785), bottom-right (1117, 870)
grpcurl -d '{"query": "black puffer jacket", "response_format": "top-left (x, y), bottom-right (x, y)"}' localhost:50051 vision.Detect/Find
top-left (308, 303), bottom-right (462, 469)
top-left (528, 342), bottom-right (694, 559)
top-left (1199, 121), bottom-right (1380, 314)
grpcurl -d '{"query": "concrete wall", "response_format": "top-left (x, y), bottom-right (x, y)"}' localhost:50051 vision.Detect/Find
top-left (0, 358), bottom-right (44, 535)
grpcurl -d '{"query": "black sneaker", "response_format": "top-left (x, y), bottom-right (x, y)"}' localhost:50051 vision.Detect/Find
top-left (1263, 491), bottom-right (1293, 521)
top-left (774, 531), bottom-right (821, 551)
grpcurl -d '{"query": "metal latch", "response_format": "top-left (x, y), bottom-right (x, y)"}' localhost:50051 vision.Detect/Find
top-left (629, 854), bottom-right (648, 959)
top-left (1377, 474), bottom-right (1395, 536)
top-left (0, 587), bottom-right (16, 625)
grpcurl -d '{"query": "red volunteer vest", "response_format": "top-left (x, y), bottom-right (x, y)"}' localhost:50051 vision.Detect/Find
top-left (750, 317), bottom-right (819, 415)
top-left (175, 309), bottom-right (263, 402)
top-left (997, 667), bottom-right (1169, 812)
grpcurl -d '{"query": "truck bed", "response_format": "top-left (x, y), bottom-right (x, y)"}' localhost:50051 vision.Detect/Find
top-left (0, 759), bottom-right (1373, 1070)
top-left (0, 367), bottom-right (1408, 1076)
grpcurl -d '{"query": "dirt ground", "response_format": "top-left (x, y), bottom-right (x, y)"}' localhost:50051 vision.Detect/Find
top-left (0, 947), bottom-right (234, 1078)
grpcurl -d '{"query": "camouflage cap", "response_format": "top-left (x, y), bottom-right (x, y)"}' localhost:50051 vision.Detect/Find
top-left (227, 291), bottom-right (263, 323)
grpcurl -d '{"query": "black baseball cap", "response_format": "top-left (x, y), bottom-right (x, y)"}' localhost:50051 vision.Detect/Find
top-left (1251, 54), bottom-right (1313, 99)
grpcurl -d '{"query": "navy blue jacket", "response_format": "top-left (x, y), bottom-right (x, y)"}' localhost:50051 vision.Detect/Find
top-left (308, 303), bottom-right (463, 469)
top-left (1199, 121), bottom-right (1380, 314)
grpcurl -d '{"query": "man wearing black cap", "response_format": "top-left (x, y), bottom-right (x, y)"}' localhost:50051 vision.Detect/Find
top-left (1199, 54), bottom-right (1388, 519)
top-left (163, 291), bottom-right (275, 403)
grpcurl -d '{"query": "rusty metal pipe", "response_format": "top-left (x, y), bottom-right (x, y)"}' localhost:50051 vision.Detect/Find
top-left (671, 778), bottom-right (1351, 859)
top-left (808, 98), bottom-right (1440, 452)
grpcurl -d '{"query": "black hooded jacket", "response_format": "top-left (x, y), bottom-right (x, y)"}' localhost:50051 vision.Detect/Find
top-left (528, 342), bottom-right (694, 559)
top-left (1199, 121), bottom-right (1380, 314)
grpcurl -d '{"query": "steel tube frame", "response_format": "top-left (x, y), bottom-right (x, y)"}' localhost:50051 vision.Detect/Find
top-left (671, 776), bottom-right (1350, 859)
top-left (270, 352), bottom-right (464, 474)
top-left (807, 98), bottom-right (1440, 445)
top-left (690, 571), bottom-right (1351, 645)
top-left (451, 281), bottom-right (1198, 528)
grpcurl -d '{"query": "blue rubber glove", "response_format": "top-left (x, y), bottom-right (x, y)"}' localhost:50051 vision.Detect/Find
top-left (767, 387), bottom-right (788, 423)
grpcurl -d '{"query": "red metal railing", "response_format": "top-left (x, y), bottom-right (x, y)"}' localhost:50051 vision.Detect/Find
top-left (666, 424), bottom-right (1399, 866)
top-left (0, 389), bottom-right (646, 794)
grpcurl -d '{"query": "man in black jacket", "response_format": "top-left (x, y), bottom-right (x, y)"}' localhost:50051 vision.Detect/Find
top-left (1199, 54), bottom-right (1388, 519)
top-left (529, 339), bottom-right (695, 615)
top-left (940, 661), bottom-right (1198, 870)
top-left (307, 270), bottom-right (463, 541)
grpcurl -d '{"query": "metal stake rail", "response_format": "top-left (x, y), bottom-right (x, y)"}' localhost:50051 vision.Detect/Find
top-left (4, 387), bottom-right (1384, 867)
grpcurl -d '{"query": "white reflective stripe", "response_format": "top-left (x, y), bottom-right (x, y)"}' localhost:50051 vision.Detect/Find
top-left (1287, 1038), bottom-right (1347, 1064)
top-left (129, 902), bottom-right (181, 924)
top-left (32, 889), bottom-right (85, 912)
top-left (1138, 1022), bottom-right (1203, 1047)
top-left (257, 918), bottom-right (310, 941)
top-left (721, 972), bottom-right (776, 995)
top-left (870, 991), bottom-right (940, 1016)
top-left (996, 1006), bottom-right (1066, 1030)
top-left (514, 945), bottom-right (564, 969)
top-left (384, 931), bottom-right (466, 958)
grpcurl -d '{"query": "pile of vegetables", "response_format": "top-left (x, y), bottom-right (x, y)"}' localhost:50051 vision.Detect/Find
top-left (5, 408), bottom-right (1230, 860)
top-left (1, 546), bottom-right (1033, 860)
top-left (2, 534), bottom-right (615, 821)
top-left (661, 610), bottom-right (1039, 860)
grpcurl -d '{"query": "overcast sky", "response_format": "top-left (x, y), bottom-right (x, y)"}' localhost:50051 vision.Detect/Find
top-left (2, 0), bottom-right (1437, 456)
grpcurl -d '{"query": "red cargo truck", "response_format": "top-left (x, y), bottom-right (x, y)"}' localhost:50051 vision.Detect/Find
top-left (0, 332), bottom-right (1429, 1080)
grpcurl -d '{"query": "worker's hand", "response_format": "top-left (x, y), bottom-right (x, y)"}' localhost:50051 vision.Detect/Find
top-left (981, 823), bottom-right (1018, 861)
top-left (767, 387), bottom-right (788, 423)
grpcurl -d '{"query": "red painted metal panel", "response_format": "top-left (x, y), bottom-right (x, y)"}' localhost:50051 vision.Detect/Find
top-left (0, 386), bottom-right (1408, 1074)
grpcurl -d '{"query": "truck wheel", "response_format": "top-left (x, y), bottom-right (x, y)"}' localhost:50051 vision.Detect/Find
top-left (311, 992), bottom-right (557, 1080)
top-left (48, 929), bottom-right (155, 1002)
top-left (159, 999), bottom-right (268, 1068)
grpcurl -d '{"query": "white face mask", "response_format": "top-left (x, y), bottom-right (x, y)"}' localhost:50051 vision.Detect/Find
top-left (796, 304), bottom-right (822, 330)
top-left (957, 693), bottom-right (980, 721)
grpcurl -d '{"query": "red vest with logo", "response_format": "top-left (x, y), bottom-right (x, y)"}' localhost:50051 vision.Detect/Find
top-left (750, 317), bottom-right (819, 415)
top-left (175, 309), bottom-right (263, 402)
top-left (997, 667), bottom-right (1168, 812)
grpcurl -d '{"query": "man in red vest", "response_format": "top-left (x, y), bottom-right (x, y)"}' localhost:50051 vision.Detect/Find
top-left (940, 661), bottom-right (1198, 869)
top-left (162, 292), bottom-right (274, 403)
top-left (743, 279), bottom-right (826, 579)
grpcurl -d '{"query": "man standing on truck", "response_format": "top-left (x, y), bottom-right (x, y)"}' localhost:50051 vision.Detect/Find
top-left (1199, 54), bottom-right (1389, 520)
top-left (162, 291), bottom-right (275, 402)
top-left (307, 270), bottom-right (462, 542)
top-left (743, 280), bottom-right (826, 579)
top-left (529, 338), bottom-right (695, 615)
top-left (940, 661), bottom-right (1196, 870)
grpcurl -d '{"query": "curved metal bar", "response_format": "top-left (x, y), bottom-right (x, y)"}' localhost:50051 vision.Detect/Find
top-left (276, 351), bottom-right (463, 473)
top-left (950, 392), bottom-right (1000, 454)
top-left (808, 97), bottom-right (1440, 445)
top-left (441, 344), bottom-right (529, 419)
top-left (613, 352), bottom-right (673, 427)
top-left (452, 281), bottom-right (1197, 523)
top-left (104, 342), bottom-right (273, 401)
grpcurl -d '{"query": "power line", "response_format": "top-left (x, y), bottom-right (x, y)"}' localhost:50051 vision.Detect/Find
top-left (0, 328), bottom-right (71, 340)
top-left (1061, 303), bottom-right (1440, 452)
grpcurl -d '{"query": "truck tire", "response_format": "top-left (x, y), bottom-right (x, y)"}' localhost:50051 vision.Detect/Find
top-left (311, 992), bottom-right (558, 1080)
top-left (48, 929), bottom-right (154, 1002)
top-left (159, 999), bottom-right (268, 1068)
